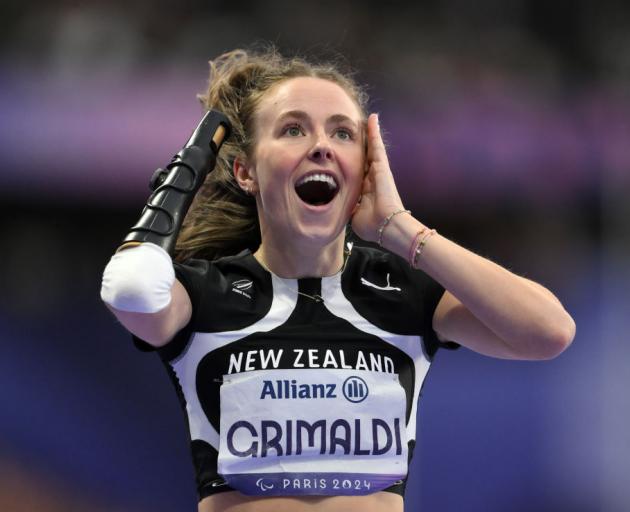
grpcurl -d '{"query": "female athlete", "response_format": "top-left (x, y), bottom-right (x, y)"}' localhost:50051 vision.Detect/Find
top-left (101, 48), bottom-right (575, 512)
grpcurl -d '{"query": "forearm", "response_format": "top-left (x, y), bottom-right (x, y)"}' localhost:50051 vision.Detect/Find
top-left (382, 214), bottom-right (576, 358)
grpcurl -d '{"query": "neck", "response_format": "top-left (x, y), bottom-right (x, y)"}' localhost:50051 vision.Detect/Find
top-left (254, 236), bottom-right (346, 278)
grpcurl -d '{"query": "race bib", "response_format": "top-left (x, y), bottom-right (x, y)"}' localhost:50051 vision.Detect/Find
top-left (217, 368), bottom-right (408, 496)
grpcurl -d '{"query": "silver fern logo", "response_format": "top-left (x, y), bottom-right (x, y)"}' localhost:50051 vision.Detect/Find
top-left (232, 279), bottom-right (253, 299)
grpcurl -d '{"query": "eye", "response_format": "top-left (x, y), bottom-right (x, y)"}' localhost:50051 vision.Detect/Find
top-left (334, 128), bottom-right (354, 141)
top-left (282, 124), bottom-right (304, 137)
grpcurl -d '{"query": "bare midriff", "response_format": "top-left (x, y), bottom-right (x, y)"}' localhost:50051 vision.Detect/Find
top-left (198, 491), bottom-right (404, 512)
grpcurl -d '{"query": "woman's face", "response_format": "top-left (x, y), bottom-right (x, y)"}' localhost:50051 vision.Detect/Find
top-left (243, 76), bottom-right (365, 248)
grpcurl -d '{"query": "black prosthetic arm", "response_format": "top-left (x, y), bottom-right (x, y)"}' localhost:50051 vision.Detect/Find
top-left (119, 110), bottom-right (231, 255)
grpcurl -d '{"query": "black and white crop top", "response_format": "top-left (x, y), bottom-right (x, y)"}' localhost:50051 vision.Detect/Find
top-left (134, 244), bottom-right (457, 501)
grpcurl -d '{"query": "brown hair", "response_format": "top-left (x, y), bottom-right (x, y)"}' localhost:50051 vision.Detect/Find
top-left (174, 46), bottom-right (369, 262)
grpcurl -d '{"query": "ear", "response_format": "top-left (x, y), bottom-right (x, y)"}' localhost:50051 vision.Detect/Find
top-left (233, 157), bottom-right (258, 195)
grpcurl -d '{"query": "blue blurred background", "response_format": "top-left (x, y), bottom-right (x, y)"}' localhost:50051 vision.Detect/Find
top-left (1, 1), bottom-right (628, 510)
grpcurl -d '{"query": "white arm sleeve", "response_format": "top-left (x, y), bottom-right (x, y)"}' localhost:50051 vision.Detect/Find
top-left (100, 243), bottom-right (175, 313)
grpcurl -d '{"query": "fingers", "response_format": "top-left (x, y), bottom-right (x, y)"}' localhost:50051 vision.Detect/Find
top-left (367, 113), bottom-right (388, 165)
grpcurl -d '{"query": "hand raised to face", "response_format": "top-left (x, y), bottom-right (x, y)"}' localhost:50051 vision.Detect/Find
top-left (351, 114), bottom-right (406, 243)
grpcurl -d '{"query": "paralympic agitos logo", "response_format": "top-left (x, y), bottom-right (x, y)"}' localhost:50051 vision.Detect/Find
top-left (260, 376), bottom-right (369, 403)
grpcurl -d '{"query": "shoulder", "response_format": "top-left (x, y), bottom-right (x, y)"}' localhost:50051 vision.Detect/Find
top-left (344, 244), bottom-right (451, 357)
top-left (175, 250), bottom-right (274, 331)
top-left (341, 245), bottom-right (444, 333)
top-left (175, 250), bottom-right (268, 292)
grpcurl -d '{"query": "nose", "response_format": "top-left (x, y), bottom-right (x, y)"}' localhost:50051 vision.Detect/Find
top-left (308, 138), bottom-right (334, 162)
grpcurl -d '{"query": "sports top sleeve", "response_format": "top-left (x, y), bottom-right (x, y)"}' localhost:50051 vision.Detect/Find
top-left (395, 254), bottom-right (460, 357)
top-left (172, 258), bottom-right (212, 326)
top-left (131, 258), bottom-right (210, 355)
top-left (339, 245), bottom-right (459, 359)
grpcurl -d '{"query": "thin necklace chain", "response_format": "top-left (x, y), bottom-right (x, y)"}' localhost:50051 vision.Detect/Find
top-left (255, 247), bottom-right (351, 304)
top-left (297, 290), bottom-right (325, 303)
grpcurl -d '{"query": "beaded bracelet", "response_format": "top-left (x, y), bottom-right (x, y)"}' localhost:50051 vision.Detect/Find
top-left (377, 209), bottom-right (410, 246)
top-left (410, 229), bottom-right (437, 269)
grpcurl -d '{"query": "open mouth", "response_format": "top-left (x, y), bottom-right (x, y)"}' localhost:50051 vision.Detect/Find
top-left (294, 173), bottom-right (339, 206)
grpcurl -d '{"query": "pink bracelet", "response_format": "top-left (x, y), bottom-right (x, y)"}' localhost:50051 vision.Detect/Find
top-left (410, 229), bottom-right (437, 269)
top-left (408, 228), bottom-right (428, 264)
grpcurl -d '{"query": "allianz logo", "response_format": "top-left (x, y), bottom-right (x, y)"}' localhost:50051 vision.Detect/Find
top-left (260, 376), bottom-right (369, 403)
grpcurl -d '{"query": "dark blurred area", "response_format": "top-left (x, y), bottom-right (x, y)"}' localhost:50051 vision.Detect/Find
top-left (1, 1), bottom-right (628, 511)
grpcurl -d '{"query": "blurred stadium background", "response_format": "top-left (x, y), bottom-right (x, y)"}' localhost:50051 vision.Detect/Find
top-left (1, 1), bottom-right (628, 510)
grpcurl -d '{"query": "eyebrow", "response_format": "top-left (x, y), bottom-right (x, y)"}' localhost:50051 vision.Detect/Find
top-left (277, 110), bottom-right (359, 129)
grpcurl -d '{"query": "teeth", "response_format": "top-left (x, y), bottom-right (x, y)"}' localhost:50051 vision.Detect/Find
top-left (296, 173), bottom-right (338, 189)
